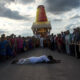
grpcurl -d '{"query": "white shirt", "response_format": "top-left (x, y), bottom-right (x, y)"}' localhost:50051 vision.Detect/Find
top-left (17, 55), bottom-right (50, 64)
top-left (40, 37), bottom-right (44, 47)
top-left (65, 35), bottom-right (70, 44)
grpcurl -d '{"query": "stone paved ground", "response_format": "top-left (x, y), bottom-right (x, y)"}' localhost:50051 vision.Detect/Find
top-left (0, 48), bottom-right (80, 80)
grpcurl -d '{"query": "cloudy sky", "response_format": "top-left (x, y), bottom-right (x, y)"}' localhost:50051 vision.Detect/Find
top-left (0, 0), bottom-right (80, 36)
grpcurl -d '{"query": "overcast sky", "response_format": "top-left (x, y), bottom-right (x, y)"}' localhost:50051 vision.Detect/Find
top-left (0, 0), bottom-right (80, 36)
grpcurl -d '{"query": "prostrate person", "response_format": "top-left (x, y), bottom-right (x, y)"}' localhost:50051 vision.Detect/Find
top-left (11, 55), bottom-right (61, 64)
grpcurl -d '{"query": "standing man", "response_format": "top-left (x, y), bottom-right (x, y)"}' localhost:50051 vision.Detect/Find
top-left (0, 34), bottom-right (8, 61)
top-left (40, 37), bottom-right (44, 48)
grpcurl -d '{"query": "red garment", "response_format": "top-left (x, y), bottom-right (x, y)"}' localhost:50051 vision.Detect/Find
top-left (17, 38), bottom-right (23, 49)
top-left (9, 38), bottom-right (17, 56)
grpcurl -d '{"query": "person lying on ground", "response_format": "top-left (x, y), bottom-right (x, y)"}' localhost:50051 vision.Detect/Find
top-left (11, 55), bottom-right (61, 64)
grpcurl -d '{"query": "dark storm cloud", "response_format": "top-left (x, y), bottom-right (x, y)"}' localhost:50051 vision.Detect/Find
top-left (0, 0), bottom-right (34, 20)
top-left (0, 5), bottom-right (26, 20)
top-left (44, 0), bottom-right (80, 14)
top-left (1, 0), bottom-right (35, 4)
top-left (0, 3), bottom-right (31, 20)
top-left (70, 15), bottom-right (80, 19)
top-left (53, 19), bottom-right (62, 22)
top-left (1, 0), bottom-right (15, 3)
top-left (18, 0), bottom-right (35, 4)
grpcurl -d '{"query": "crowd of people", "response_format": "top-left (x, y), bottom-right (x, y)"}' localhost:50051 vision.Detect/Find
top-left (54, 27), bottom-right (80, 58)
top-left (0, 27), bottom-right (80, 62)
